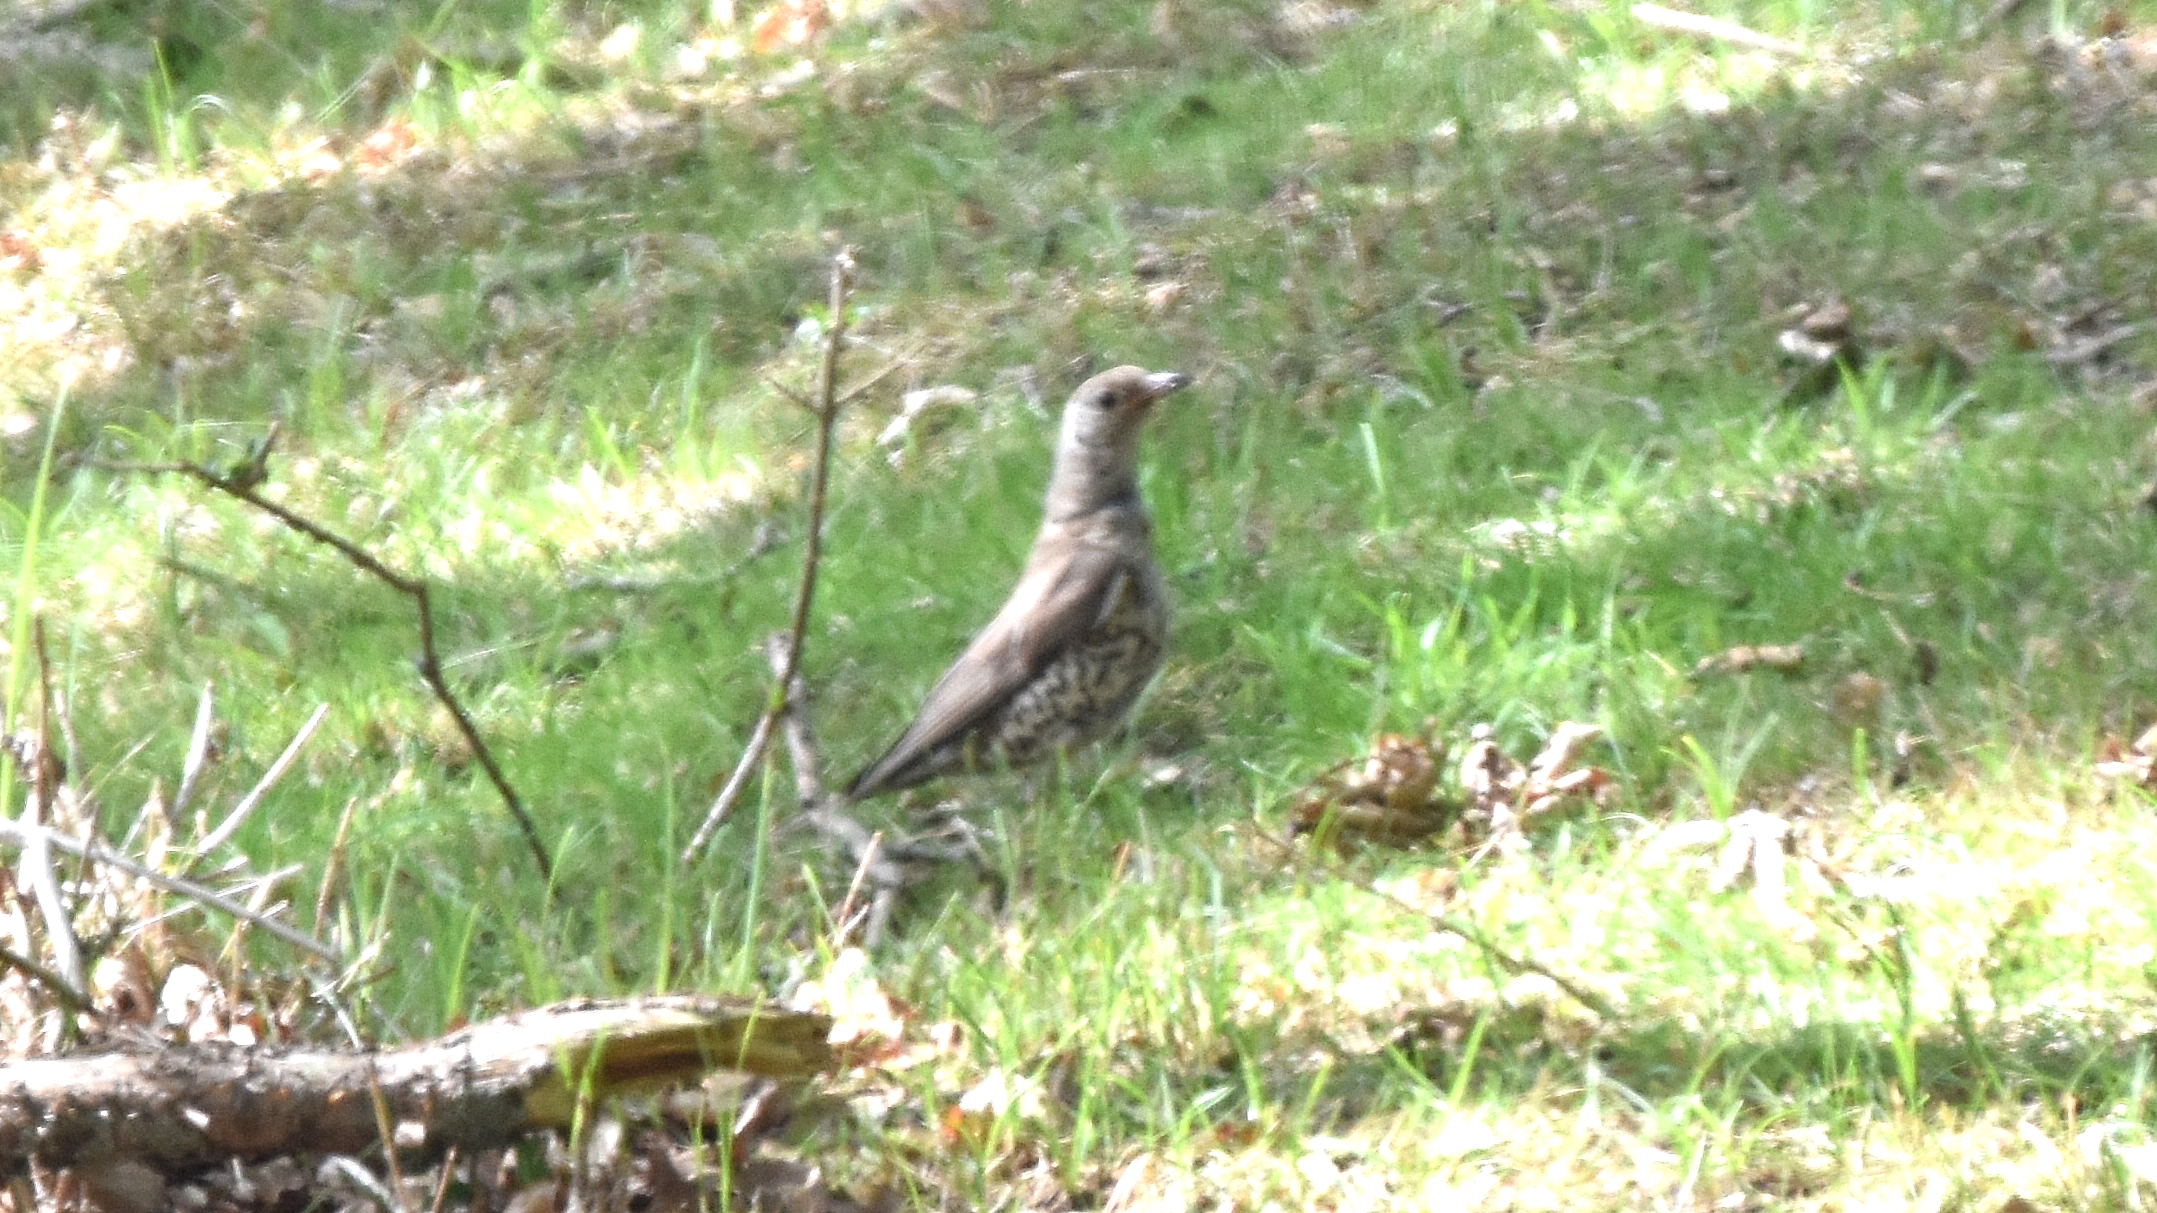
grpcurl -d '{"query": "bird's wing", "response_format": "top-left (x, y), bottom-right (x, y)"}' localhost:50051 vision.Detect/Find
top-left (846, 544), bottom-right (1129, 798)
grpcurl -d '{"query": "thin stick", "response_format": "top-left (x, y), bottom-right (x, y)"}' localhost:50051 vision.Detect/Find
top-left (19, 618), bottom-right (85, 1003)
top-left (0, 817), bottom-right (339, 962)
top-left (763, 632), bottom-right (825, 808)
top-left (193, 702), bottom-right (329, 858)
top-left (684, 247), bottom-right (856, 862)
top-left (322, 1156), bottom-right (402, 1211)
top-left (314, 795), bottom-right (361, 944)
top-left (1631, 3), bottom-right (1802, 56)
top-left (173, 682), bottom-right (216, 818)
top-left (86, 451), bottom-right (552, 880)
top-left (758, 632), bottom-right (914, 942)
top-left (429, 1145), bottom-right (460, 1213)
top-left (830, 831), bottom-right (883, 948)
top-left (32, 618), bottom-right (82, 823)
top-left (690, 713), bottom-right (780, 858)
top-left (0, 943), bottom-right (90, 1016)
top-left (365, 1059), bottom-right (415, 1213)
top-left (1259, 830), bottom-right (1618, 1022)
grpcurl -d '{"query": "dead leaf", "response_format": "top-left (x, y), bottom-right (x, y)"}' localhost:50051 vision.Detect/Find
top-left (1799, 299), bottom-right (1852, 342)
top-left (1776, 301), bottom-right (1863, 403)
top-left (788, 947), bottom-right (909, 1066)
top-left (751, 0), bottom-right (829, 54)
top-left (293, 136), bottom-right (343, 182)
top-left (1711, 809), bottom-right (1789, 894)
top-left (1457, 726), bottom-right (1518, 809)
top-left (0, 228), bottom-right (39, 273)
top-left (875, 385), bottom-right (978, 453)
top-left (1516, 722), bottom-right (1613, 818)
top-left (1650, 810), bottom-right (1819, 939)
top-left (955, 196), bottom-right (995, 232)
top-left (1829, 672), bottom-right (1885, 725)
top-left (1292, 722), bottom-right (1613, 851)
top-left (1693, 643), bottom-right (1806, 678)
top-left (1291, 732), bottom-right (1453, 847)
top-left (1525, 721), bottom-right (1602, 788)
top-left (1912, 639), bottom-right (1939, 685)
top-left (91, 947), bottom-right (155, 1025)
top-left (353, 119), bottom-right (416, 170)
top-left (1132, 242), bottom-right (1175, 280)
top-left (2095, 722), bottom-right (2157, 787)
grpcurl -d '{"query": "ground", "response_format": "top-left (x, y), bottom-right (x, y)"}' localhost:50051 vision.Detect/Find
top-left (5, 0), bottom-right (2157, 1208)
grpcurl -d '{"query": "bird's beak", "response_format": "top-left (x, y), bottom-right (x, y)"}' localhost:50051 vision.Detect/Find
top-left (1141, 371), bottom-right (1191, 403)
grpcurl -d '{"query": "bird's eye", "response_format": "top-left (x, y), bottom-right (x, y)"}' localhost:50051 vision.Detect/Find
top-left (1091, 390), bottom-right (1117, 409)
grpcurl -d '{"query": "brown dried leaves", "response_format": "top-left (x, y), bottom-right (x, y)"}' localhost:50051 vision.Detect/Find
top-left (2095, 722), bottom-right (2157, 788)
top-left (1291, 722), bottom-right (1615, 852)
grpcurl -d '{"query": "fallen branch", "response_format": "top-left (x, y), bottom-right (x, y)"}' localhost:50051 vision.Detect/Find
top-left (85, 437), bottom-right (552, 880)
top-left (684, 248), bottom-right (856, 862)
top-left (0, 996), bottom-right (832, 1179)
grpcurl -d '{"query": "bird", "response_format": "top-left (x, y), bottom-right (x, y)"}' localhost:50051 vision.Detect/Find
top-left (844, 364), bottom-right (1190, 802)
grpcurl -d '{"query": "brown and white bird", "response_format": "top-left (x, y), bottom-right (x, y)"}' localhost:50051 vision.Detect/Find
top-left (844, 365), bottom-right (1189, 802)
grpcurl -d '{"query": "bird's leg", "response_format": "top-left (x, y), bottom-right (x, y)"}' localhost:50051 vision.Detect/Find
top-left (1022, 753), bottom-right (1068, 811)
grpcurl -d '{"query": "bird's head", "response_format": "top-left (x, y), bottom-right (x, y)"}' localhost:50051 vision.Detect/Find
top-left (1047, 365), bottom-right (1190, 519)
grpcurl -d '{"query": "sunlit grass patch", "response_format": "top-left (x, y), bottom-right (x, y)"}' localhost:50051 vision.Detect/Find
top-left (7, 0), bottom-right (2157, 1205)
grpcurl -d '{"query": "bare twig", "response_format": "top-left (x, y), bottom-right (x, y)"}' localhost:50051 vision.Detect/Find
top-left (830, 832), bottom-right (884, 949)
top-left (1260, 830), bottom-right (1618, 1022)
top-left (754, 631), bottom-right (909, 937)
top-left (756, 633), bottom-right (931, 943)
top-left (0, 943), bottom-right (90, 1017)
top-left (684, 248), bottom-right (857, 862)
top-left (218, 865), bottom-right (301, 972)
top-left (322, 1156), bottom-right (402, 1210)
top-left (193, 702), bottom-right (328, 859)
top-left (364, 1060), bottom-right (416, 1213)
top-left (834, 357), bottom-right (908, 410)
top-left (763, 375), bottom-right (814, 411)
top-left (314, 795), bottom-right (360, 946)
top-left (173, 683), bottom-right (216, 819)
top-left (32, 618), bottom-right (81, 823)
top-left (764, 632), bottom-right (826, 808)
top-left (85, 448), bottom-right (552, 880)
top-left (428, 1145), bottom-right (460, 1213)
top-left (2046, 321), bottom-right (2147, 368)
top-left (0, 817), bottom-right (339, 962)
top-left (1631, 3), bottom-right (1802, 56)
top-left (17, 817), bottom-right (86, 1009)
top-left (18, 617), bottom-right (85, 1005)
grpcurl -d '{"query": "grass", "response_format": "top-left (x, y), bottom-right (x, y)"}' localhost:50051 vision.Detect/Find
top-left (7, 0), bottom-right (2157, 1205)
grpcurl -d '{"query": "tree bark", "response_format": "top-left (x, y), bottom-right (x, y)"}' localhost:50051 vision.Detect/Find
top-left (0, 996), bottom-right (831, 1178)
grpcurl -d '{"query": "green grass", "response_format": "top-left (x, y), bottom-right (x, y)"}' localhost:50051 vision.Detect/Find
top-left (8, 0), bottom-right (2157, 1205)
